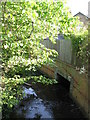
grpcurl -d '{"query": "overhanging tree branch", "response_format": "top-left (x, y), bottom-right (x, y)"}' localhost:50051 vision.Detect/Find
top-left (28, 21), bottom-right (34, 38)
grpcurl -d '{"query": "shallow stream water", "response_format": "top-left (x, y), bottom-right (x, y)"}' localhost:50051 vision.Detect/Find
top-left (7, 81), bottom-right (87, 119)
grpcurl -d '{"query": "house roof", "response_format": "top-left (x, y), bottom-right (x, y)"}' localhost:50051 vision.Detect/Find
top-left (73, 12), bottom-right (88, 18)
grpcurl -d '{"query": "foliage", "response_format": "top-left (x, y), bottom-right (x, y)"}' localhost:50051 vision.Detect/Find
top-left (1, 76), bottom-right (24, 108)
top-left (24, 75), bottom-right (58, 85)
top-left (71, 26), bottom-right (88, 66)
top-left (1, 0), bottom-right (87, 110)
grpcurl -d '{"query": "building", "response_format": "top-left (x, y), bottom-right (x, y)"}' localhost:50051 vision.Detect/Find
top-left (74, 12), bottom-right (88, 28)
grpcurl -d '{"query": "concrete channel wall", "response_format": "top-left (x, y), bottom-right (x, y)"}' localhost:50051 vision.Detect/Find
top-left (40, 35), bottom-right (89, 118)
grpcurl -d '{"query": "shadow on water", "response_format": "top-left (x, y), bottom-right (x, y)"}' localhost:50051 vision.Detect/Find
top-left (3, 74), bottom-right (88, 120)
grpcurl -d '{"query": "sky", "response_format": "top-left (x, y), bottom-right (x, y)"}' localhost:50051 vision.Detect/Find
top-left (66, 0), bottom-right (90, 16)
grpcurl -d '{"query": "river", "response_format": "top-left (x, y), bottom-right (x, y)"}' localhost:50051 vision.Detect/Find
top-left (3, 80), bottom-right (87, 119)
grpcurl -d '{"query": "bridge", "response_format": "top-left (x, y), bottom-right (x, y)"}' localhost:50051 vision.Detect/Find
top-left (40, 34), bottom-right (89, 118)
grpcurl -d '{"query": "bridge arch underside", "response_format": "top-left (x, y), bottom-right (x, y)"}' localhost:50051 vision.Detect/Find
top-left (56, 73), bottom-right (70, 92)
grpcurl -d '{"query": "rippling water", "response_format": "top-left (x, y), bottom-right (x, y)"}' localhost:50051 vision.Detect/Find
top-left (7, 82), bottom-right (86, 119)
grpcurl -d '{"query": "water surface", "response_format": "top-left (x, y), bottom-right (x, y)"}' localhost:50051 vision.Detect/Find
top-left (8, 82), bottom-right (86, 119)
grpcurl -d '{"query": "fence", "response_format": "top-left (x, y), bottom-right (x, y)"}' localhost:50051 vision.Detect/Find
top-left (42, 34), bottom-right (72, 64)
